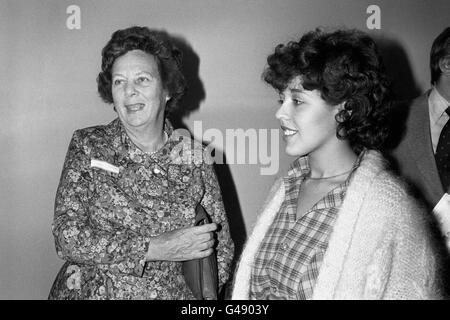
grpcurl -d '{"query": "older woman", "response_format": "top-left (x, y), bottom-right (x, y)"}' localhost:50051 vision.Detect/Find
top-left (232, 29), bottom-right (442, 299)
top-left (48, 26), bottom-right (234, 300)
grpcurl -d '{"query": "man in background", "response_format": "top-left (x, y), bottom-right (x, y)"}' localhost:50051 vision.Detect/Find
top-left (391, 27), bottom-right (450, 246)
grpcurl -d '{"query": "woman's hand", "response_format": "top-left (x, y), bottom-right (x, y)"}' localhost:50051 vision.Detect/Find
top-left (145, 223), bottom-right (218, 261)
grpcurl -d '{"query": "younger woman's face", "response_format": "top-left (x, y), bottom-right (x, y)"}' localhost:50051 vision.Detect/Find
top-left (275, 76), bottom-right (340, 157)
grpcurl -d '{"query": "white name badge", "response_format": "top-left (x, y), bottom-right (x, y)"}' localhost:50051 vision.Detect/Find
top-left (433, 193), bottom-right (450, 238)
top-left (90, 159), bottom-right (120, 175)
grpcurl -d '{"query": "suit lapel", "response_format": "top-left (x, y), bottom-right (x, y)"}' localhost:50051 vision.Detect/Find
top-left (407, 93), bottom-right (444, 202)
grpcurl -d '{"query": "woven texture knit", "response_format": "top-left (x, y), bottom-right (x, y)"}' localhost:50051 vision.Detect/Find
top-left (232, 150), bottom-right (442, 300)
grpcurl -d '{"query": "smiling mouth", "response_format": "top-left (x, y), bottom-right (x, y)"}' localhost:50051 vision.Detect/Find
top-left (281, 125), bottom-right (298, 137)
top-left (125, 103), bottom-right (145, 112)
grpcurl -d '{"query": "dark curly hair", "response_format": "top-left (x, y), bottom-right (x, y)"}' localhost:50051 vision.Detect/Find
top-left (430, 27), bottom-right (450, 85)
top-left (263, 28), bottom-right (393, 154)
top-left (97, 26), bottom-right (186, 114)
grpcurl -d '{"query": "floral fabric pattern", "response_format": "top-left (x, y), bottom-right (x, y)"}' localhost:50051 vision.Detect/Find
top-left (48, 118), bottom-right (234, 300)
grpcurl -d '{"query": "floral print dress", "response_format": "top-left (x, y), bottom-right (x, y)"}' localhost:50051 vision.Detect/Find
top-left (48, 118), bottom-right (234, 300)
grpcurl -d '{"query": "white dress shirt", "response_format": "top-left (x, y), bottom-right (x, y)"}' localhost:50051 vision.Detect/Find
top-left (428, 86), bottom-right (450, 154)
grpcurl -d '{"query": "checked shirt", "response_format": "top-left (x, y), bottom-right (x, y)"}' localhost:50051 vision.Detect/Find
top-left (249, 153), bottom-right (362, 299)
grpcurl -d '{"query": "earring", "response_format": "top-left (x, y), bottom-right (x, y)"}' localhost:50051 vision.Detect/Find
top-left (337, 109), bottom-right (352, 121)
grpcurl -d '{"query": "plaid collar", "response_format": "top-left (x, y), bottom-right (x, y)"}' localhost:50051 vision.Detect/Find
top-left (287, 156), bottom-right (310, 180)
top-left (287, 149), bottom-right (366, 183)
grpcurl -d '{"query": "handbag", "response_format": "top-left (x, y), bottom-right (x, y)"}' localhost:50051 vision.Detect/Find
top-left (182, 203), bottom-right (218, 300)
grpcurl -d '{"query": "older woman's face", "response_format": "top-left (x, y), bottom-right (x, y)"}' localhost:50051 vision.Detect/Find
top-left (276, 76), bottom-right (340, 157)
top-left (111, 50), bottom-right (169, 131)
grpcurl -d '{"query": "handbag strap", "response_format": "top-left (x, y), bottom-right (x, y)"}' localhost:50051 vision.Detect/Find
top-left (195, 203), bottom-right (210, 226)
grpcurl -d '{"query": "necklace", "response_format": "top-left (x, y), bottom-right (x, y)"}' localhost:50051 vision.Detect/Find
top-left (306, 168), bottom-right (353, 180)
top-left (147, 131), bottom-right (168, 155)
top-left (133, 131), bottom-right (168, 155)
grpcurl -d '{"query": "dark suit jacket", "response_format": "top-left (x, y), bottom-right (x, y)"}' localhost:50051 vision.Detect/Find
top-left (390, 92), bottom-right (445, 210)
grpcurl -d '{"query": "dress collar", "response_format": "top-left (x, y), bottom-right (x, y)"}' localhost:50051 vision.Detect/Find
top-left (113, 117), bottom-right (177, 165)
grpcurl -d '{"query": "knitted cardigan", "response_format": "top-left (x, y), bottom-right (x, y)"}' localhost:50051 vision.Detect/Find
top-left (232, 151), bottom-right (441, 300)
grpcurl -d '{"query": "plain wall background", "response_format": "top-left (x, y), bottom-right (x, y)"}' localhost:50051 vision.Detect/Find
top-left (0, 0), bottom-right (448, 299)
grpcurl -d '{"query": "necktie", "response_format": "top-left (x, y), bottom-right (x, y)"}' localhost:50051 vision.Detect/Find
top-left (435, 106), bottom-right (450, 192)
